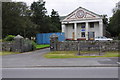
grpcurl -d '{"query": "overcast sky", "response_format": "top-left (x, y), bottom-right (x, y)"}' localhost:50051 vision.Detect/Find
top-left (12, 0), bottom-right (119, 17)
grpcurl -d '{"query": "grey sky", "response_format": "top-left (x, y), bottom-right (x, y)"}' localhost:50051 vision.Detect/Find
top-left (13, 0), bottom-right (119, 17)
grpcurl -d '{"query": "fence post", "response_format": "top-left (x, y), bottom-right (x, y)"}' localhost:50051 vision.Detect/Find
top-left (77, 41), bottom-right (81, 55)
top-left (99, 41), bottom-right (101, 55)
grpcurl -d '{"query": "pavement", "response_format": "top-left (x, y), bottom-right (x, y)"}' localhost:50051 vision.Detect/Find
top-left (1, 48), bottom-right (119, 68)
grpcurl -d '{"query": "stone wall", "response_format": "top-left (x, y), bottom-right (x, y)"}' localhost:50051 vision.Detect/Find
top-left (2, 35), bottom-right (34, 52)
top-left (51, 40), bottom-right (119, 51)
top-left (2, 41), bottom-right (13, 51)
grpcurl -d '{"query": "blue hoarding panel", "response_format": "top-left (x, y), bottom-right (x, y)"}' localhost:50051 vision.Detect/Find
top-left (36, 32), bottom-right (65, 44)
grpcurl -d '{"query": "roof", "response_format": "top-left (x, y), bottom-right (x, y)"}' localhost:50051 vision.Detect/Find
top-left (60, 16), bottom-right (66, 21)
top-left (61, 7), bottom-right (103, 22)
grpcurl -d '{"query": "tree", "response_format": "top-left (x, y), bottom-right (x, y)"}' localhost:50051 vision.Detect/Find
top-left (30, 0), bottom-right (47, 33)
top-left (30, 1), bottom-right (61, 33)
top-left (103, 15), bottom-right (108, 28)
top-left (21, 16), bottom-right (37, 38)
top-left (102, 15), bottom-right (112, 37)
top-left (2, 2), bottom-right (36, 38)
top-left (50, 9), bottom-right (61, 32)
top-left (108, 10), bottom-right (120, 37)
top-left (2, 1), bottom-right (62, 39)
top-left (2, 2), bottom-right (25, 37)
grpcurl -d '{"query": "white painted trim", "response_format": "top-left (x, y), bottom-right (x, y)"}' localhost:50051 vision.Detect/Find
top-left (99, 20), bottom-right (103, 36)
top-left (62, 24), bottom-right (66, 32)
top-left (74, 23), bottom-right (77, 40)
top-left (62, 18), bottom-right (102, 24)
top-left (85, 22), bottom-right (89, 40)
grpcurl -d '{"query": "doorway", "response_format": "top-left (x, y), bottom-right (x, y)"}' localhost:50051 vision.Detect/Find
top-left (72, 32), bottom-right (75, 40)
top-left (88, 32), bottom-right (95, 40)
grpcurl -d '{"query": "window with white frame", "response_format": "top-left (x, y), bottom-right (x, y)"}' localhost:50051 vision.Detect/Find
top-left (90, 22), bottom-right (94, 28)
top-left (81, 32), bottom-right (85, 37)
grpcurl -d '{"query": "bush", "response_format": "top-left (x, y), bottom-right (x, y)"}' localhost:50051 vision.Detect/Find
top-left (31, 40), bottom-right (37, 50)
top-left (118, 33), bottom-right (120, 40)
top-left (4, 35), bottom-right (15, 41)
top-left (0, 39), bottom-right (2, 42)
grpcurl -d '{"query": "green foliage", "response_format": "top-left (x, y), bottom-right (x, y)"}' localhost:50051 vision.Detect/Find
top-left (118, 33), bottom-right (120, 40)
top-left (2, 1), bottom-right (61, 38)
top-left (36, 44), bottom-right (50, 49)
top-left (4, 35), bottom-right (15, 41)
top-left (2, 2), bottom-right (37, 38)
top-left (2, 2), bottom-right (26, 37)
top-left (31, 40), bottom-right (37, 50)
top-left (50, 9), bottom-right (61, 32)
top-left (0, 52), bottom-right (20, 56)
top-left (103, 15), bottom-right (109, 34)
top-left (30, 0), bottom-right (47, 33)
top-left (108, 10), bottom-right (120, 37)
top-left (30, 1), bottom-right (61, 33)
top-left (44, 51), bottom-right (120, 58)
top-left (31, 41), bottom-right (50, 50)
top-left (0, 39), bottom-right (2, 42)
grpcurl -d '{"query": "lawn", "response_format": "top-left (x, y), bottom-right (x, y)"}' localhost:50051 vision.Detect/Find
top-left (0, 52), bottom-right (20, 56)
top-left (44, 51), bottom-right (120, 58)
top-left (36, 44), bottom-right (50, 49)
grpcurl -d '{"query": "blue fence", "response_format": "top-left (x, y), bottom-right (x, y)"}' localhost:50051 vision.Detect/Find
top-left (36, 32), bottom-right (65, 44)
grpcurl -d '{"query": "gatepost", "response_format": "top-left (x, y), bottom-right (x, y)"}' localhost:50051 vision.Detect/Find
top-left (50, 34), bottom-right (58, 51)
top-left (13, 35), bottom-right (24, 52)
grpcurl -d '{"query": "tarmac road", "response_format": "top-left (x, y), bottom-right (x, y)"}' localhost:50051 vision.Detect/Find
top-left (2, 67), bottom-right (119, 78)
top-left (2, 48), bottom-right (119, 68)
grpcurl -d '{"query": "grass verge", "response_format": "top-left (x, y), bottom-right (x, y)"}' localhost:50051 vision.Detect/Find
top-left (36, 44), bottom-right (50, 49)
top-left (44, 51), bottom-right (120, 58)
top-left (0, 52), bottom-right (20, 56)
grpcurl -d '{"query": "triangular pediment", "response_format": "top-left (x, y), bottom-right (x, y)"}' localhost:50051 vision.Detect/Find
top-left (62, 7), bottom-right (102, 21)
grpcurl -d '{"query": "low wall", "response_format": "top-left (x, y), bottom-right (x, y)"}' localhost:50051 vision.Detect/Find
top-left (51, 40), bottom-right (119, 51)
top-left (2, 41), bottom-right (13, 51)
top-left (2, 39), bottom-right (34, 52)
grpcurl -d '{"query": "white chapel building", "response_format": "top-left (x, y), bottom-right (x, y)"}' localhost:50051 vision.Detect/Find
top-left (61, 7), bottom-right (105, 40)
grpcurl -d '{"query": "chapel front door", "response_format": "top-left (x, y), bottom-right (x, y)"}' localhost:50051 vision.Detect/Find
top-left (88, 32), bottom-right (95, 40)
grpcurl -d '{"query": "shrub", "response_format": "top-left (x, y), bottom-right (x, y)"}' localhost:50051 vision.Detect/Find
top-left (4, 35), bottom-right (15, 41)
top-left (31, 40), bottom-right (37, 50)
top-left (118, 33), bottom-right (120, 40)
top-left (0, 39), bottom-right (2, 42)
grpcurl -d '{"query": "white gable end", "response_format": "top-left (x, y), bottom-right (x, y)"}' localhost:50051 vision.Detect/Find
top-left (63, 7), bottom-right (102, 21)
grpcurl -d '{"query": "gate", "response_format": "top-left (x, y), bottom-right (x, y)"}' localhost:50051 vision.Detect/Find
top-left (36, 32), bottom-right (65, 44)
top-left (88, 32), bottom-right (95, 40)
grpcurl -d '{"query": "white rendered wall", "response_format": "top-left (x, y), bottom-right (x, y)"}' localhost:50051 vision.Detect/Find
top-left (77, 23), bottom-right (85, 38)
top-left (62, 19), bottom-right (104, 40)
top-left (66, 24), bottom-right (74, 39)
top-left (88, 22), bottom-right (100, 37)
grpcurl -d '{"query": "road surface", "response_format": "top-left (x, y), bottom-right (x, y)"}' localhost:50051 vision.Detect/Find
top-left (2, 67), bottom-right (119, 78)
top-left (2, 48), bottom-right (118, 68)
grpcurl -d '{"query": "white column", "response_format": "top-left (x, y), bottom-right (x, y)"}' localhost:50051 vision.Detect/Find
top-left (85, 22), bottom-right (89, 40)
top-left (62, 24), bottom-right (66, 32)
top-left (74, 23), bottom-right (77, 40)
top-left (99, 20), bottom-right (103, 36)
top-left (62, 24), bottom-right (67, 39)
